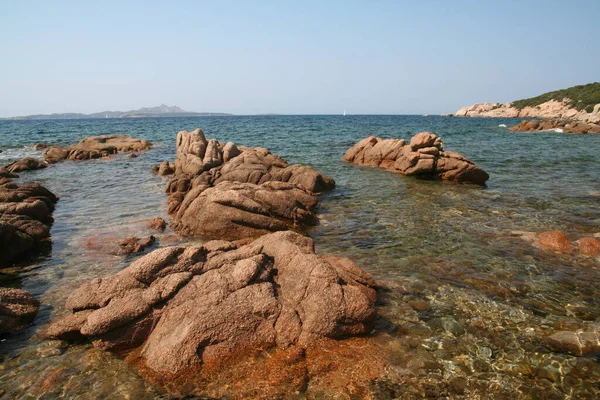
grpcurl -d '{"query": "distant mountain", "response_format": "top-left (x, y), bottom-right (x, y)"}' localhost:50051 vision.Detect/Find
top-left (4, 104), bottom-right (233, 120)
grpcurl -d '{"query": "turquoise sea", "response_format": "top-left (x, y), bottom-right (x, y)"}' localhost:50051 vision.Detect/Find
top-left (1, 115), bottom-right (599, 398)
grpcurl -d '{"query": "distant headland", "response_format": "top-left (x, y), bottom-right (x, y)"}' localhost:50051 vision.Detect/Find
top-left (455, 82), bottom-right (600, 124)
top-left (2, 104), bottom-right (233, 120)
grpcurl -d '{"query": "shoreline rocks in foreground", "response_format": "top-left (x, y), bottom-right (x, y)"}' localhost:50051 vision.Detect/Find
top-left (344, 132), bottom-right (489, 185)
top-left (42, 231), bottom-right (377, 395)
top-left (44, 134), bottom-right (152, 163)
top-left (162, 129), bottom-right (335, 240)
top-left (509, 118), bottom-right (600, 134)
top-left (0, 167), bottom-right (59, 267)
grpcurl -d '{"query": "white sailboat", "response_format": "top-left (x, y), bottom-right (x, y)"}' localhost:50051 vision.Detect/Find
top-left (343, 110), bottom-right (346, 116)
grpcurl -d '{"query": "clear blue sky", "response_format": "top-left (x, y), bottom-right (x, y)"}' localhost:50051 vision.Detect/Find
top-left (1, 0), bottom-right (598, 116)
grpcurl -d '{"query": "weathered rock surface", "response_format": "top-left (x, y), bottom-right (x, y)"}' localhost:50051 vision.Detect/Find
top-left (164, 129), bottom-right (335, 239)
top-left (0, 287), bottom-right (40, 334)
top-left (537, 231), bottom-right (573, 253)
top-left (0, 176), bottom-right (58, 267)
top-left (43, 134), bottom-right (151, 163)
top-left (33, 143), bottom-right (47, 150)
top-left (344, 132), bottom-right (489, 185)
top-left (455, 99), bottom-right (600, 124)
top-left (42, 231), bottom-right (377, 378)
top-left (510, 119), bottom-right (600, 134)
top-left (146, 217), bottom-right (166, 232)
top-left (5, 157), bottom-right (48, 173)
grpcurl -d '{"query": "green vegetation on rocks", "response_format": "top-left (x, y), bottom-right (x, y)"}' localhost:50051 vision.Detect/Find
top-left (512, 82), bottom-right (600, 112)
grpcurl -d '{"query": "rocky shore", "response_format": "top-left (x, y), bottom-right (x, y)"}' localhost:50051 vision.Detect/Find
top-left (509, 119), bottom-right (600, 134)
top-left (44, 134), bottom-right (151, 163)
top-left (0, 168), bottom-right (58, 267)
top-left (344, 132), bottom-right (489, 185)
top-left (160, 129), bottom-right (335, 239)
top-left (455, 99), bottom-right (600, 124)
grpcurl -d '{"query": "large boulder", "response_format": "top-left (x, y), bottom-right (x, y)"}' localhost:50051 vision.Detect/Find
top-left (44, 134), bottom-right (152, 163)
top-left (4, 157), bottom-right (48, 173)
top-left (0, 177), bottom-right (58, 267)
top-left (42, 231), bottom-right (377, 378)
top-left (344, 132), bottom-right (489, 185)
top-left (165, 129), bottom-right (335, 239)
top-left (0, 288), bottom-right (40, 334)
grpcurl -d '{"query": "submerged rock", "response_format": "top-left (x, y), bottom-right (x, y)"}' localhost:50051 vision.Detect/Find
top-left (5, 157), bottom-right (48, 173)
top-left (0, 176), bottom-right (58, 267)
top-left (513, 230), bottom-right (600, 257)
top-left (164, 129), bottom-right (335, 239)
top-left (43, 134), bottom-right (151, 163)
top-left (545, 328), bottom-right (600, 356)
top-left (344, 132), bottom-right (489, 185)
top-left (537, 231), bottom-right (573, 253)
top-left (0, 287), bottom-right (40, 334)
top-left (42, 231), bottom-right (377, 383)
top-left (510, 119), bottom-right (600, 134)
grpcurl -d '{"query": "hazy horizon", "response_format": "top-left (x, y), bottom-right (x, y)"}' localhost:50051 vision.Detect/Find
top-left (1, 0), bottom-right (599, 118)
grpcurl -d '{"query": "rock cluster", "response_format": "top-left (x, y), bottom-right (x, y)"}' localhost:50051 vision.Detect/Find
top-left (43, 134), bottom-right (151, 163)
top-left (0, 168), bottom-right (58, 267)
top-left (151, 161), bottom-right (175, 176)
top-left (455, 99), bottom-right (600, 124)
top-left (165, 129), bottom-right (335, 239)
top-left (42, 231), bottom-right (377, 374)
top-left (0, 287), bottom-right (40, 334)
top-left (4, 157), bottom-right (48, 173)
top-left (509, 119), bottom-right (600, 134)
top-left (513, 230), bottom-right (600, 256)
top-left (344, 132), bottom-right (489, 185)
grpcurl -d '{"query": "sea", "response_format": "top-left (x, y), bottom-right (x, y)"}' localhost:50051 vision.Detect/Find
top-left (0, 115), bottom-right (599, 398)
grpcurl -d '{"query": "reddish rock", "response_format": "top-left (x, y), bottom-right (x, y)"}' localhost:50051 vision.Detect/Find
top-left (5, 157), bottom-right (48, 173)
top-left (510, 119), bottom-right (600, 134)
top-left (42, 231), bottom-right (377, 387)
top-left (0, 287), bottom-right (40, 334)
top-left (165, 129), bottom-right (335, 239)
top-left (33, 143), bottom-right (48, 150)
top-left (128, 153), bottom-right (139, 159)
top-left (344, 132), bottom-right (489, 185)
top-left (537, 231), bottom-right (572, 253)
top-left (577, 237), bottom-right (600, 256)
top-left (44, 135), bottom-right (151, 163)
top-left (146, 217), bottom-right (166, 232)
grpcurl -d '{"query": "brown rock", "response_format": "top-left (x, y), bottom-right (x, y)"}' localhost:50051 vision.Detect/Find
top-left (510, 118), bottom-right (600, 134)
top-left (44, 135), bottom-right (151, 163)
top-left (146, 217), bottom-right (166, 232)
top-left (577, 237), bottom-right (600, 256)
top-left (165, 129), bottom-right (335, 238)
top-left (42, 231), bottom-right (377, 384)
top-left (5, 157), bottom-right (48, 173)
top-left (545, 329), bottom-right (600, 356)
top-left (33, 143), bottom-right (47, 150)
top-left (0, 179), bottom-right (58, 266)
top-left (152, 161), bottom-right (175, 176)
top-left (118, 236), bottom-right (156, 255)
top-left (44, 146), bottom-right (70, 163)
top-left (344, 132), bottom-right (489, 185)
top-left (0, 287), bottom-right (40, 334)
top-left (537, 231), bottom-right (572, 253)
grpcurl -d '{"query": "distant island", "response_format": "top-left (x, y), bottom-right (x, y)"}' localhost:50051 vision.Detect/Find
top-left (455, 82), bottom-right (600, 123)
top-left (3, 104), bottom-right (233, 120)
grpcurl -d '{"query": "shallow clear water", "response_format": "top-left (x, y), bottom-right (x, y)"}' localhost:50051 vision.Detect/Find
top-left (1, 116), bottom-right (599, 398)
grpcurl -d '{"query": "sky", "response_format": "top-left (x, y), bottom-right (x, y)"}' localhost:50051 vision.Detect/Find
top-left (1, 0), bottom-right (599, 117)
